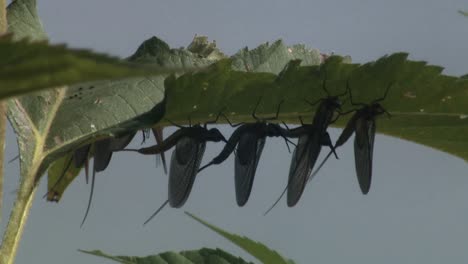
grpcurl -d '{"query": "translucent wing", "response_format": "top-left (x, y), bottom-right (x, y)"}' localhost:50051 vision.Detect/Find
top-left (287, 131), bottom-right (321, 207)
top-left (354, 118), bottom-right (376, 194)
top-left (234, 132), bottom-right (265, 206)
top-left (168, 136), bottom-right (206, 208)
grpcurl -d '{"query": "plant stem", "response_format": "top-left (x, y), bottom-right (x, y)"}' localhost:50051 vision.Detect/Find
top-left (1, 3), bottom-right (32, 264)
top-left (0, 0), bottom-right (6, 33)
top-left (0, 0), bottom-right (8, 225)
top-left (0, 104), bottom-right (5, 224)
top-left (0, 171), bottom-right (37, 264)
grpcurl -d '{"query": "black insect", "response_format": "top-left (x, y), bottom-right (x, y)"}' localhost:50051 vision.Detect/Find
top-left (308, 81), bottom-right (392, 194)
top-left (264, 75), bottom-right (345, 215)
top-left (123, 116), bottom-right (227, 225)
top-left (198, 99), bottom-right (295, 207)
top-left (286, 77), bottom-right (348, 206)
top-left (73, 144), bottom-right (92, 183)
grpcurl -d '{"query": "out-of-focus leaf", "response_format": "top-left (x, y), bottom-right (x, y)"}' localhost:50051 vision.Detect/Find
top-left (458, 10), bottom-right (468, 17)
top-left (0, 34), bottom-right (184, 100)
top-left (78, 248), bottom-right (253, 264)
top-left (186, 212), bottom-right (290, 264)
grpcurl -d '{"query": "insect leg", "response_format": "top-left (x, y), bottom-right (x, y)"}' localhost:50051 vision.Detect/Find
top-left (8, 154), bottom-right (19, 163)
top-left (165, 118), bottom-right (184, 128)
top-left (321, 132), bottom-right (338, 159)
top-left (307, 150), bottom-right (334, 183)
top-left (222, 113), bottom-right (244, 127)
top-left (346, 80), bottom-right (366, 107)
top-left (374, 82), bottom-right (393, 103)
top-left (264, 186), bottom-right (288, 215)
top-left (80, 163), bottom-right (96, 228)
top-left (143, 200), bottom-right (169, 226)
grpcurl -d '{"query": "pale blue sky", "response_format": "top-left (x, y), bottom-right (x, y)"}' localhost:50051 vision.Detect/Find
top-left (2, 1), bottom-right (468, 264)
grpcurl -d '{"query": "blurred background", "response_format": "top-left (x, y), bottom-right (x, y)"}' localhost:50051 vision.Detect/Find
top-left (2, 0), bottom-right (468, 263)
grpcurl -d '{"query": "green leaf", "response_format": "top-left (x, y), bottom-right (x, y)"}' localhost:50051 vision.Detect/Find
top-left (162, 54), bottom-right (468, 162)
top-left (46, 153), bottom-right (83, 202)
top-left (186, 212), bottom-right (290, 264)
top-left (78, 248), bottom-right (253, 264)
top-left (458, 10), bottom-right (468, 17)
top-left (230, 39), bottom-right (322, 73)
top-left (0, 34), bottom-right (184, 100)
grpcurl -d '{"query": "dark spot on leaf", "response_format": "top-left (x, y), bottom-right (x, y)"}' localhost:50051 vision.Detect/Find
top-left (78, 87), bottom-right (83, 91)
top-left (89, 86), bottom-right (95, 89)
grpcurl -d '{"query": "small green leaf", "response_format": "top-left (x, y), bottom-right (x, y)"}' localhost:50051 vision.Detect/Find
top-left (186, 212), bottom-right (290, 264)
top-left (46, 153), bottom-right (83, 202)
top-left (458, 10), bottom-right (468, 17)
top-left (78, 248), bottom-right (253, 264)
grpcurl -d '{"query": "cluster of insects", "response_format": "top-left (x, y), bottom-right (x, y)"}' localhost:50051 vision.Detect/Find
top-left (45, 74), bottom-right (392, 227)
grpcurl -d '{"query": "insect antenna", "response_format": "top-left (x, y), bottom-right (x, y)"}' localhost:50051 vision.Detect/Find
top-left (80, 163), bottom-right (96, 228)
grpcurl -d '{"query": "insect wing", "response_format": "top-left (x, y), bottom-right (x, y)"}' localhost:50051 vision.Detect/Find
top-left (94, 139), bottom-right (114, 172)
top-left (287, 132), bottom-right (318, 206)
top-left (168, 136), bottom-right (206, 208)
top-left (109, 132), bottom-right (136, 152)
top-left (73, 144), bottom-right (91, 183)
top-left (234, 133), bottom-right (265, 206)
top-left (354, 118), bottom-right (376, 194)
top-left (73, 144), bottom-right (91, 168)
